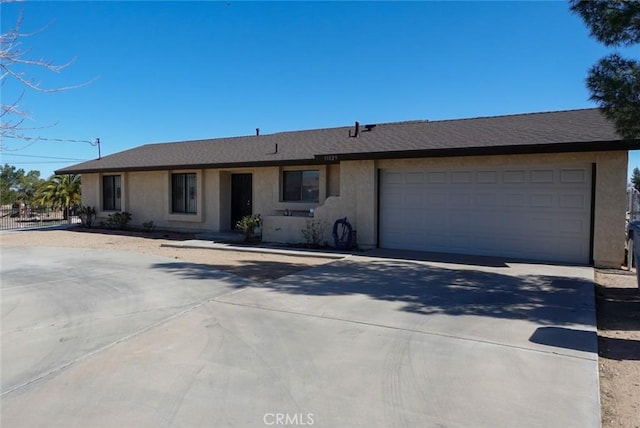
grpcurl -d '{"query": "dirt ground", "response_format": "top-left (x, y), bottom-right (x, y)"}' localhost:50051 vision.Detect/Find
top-left (1, 227), bottom-right (638, 426)
top-left (0, 228), bottom-right (334, 282)
top-left (594, 269), bottom-right (640, 428)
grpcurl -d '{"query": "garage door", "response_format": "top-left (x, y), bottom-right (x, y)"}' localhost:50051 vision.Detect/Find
top-left (379, 165), bottom-right (592, 263)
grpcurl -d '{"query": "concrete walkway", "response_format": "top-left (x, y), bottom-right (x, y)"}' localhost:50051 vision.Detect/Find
top-left (163, 234), bottom-right (351, 259)
top-left (1, 246), bottom-right (599, 427)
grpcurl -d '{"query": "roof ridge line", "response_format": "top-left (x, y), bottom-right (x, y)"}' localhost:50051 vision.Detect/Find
top-left (429, 107), bottom-right (601, 124)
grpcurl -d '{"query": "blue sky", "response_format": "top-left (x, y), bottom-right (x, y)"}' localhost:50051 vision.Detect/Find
top-left (1, 1), bottom-right (639, 179)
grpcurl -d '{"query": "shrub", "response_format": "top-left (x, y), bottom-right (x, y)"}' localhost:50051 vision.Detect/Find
top-left (106, 211), bottom-right (132, 230)
top-left (235, 214), bottom-right (260, 241)
top-left (142, 220), bottom-right (155, 232)
top-left (302, 219), bottom-right (328, 247)
top-left (78, 206), bottom-right (97, 228)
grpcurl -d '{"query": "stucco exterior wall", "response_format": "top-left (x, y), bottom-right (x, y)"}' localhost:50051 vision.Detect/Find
top-left (78, 150), bottom-right (627, 266)
top-left (593, 151), bottom-right (628, 268)
top-left (327, 164), bottom-right (340, 197)
top-left (313, 160), bottom-right (377, 249)
top-left (127, 171), bottom-right (168, 227)
top-left (204, 170), bottom-right (221, 230)
top-left (254, 167), bottom-right (278, 216)
top-left (80, 173), bottom-right (100, 209)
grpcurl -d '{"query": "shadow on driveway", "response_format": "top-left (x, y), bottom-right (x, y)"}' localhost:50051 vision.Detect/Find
top-left (157, 260), bottom-right (327, 283)
top-left (151, 257), bottom-right (595, 327)
top-left (529, 326), bottom-right (598, 353)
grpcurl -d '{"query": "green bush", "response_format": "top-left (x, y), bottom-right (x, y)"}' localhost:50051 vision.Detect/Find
top-left (106, 211), bottom-right (132, 230)
top-left (142, 220), bottom-right (155, 232)
top-left (235, 214), bottom-right (260, 241)
top-left (302, 219), bottom-right (328, 247)
top-left (78, 206), bottom-right (97, 228)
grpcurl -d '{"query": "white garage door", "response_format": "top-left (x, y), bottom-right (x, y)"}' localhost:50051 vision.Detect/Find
top-left (379, 165), bottom-right (592, 263)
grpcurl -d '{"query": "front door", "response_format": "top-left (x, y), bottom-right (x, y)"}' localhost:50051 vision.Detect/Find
top-left (231, 173), bottom-right (253, 230)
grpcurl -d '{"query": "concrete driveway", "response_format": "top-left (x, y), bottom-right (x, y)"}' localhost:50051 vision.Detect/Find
top-left (1, 247), bottom-right (599, 427)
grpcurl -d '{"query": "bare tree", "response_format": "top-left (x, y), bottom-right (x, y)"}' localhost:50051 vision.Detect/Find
top-left (0, 1), bottom-right (95, 150)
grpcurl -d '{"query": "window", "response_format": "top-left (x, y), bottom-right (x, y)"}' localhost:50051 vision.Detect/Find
top-left (102, 175), bottom-right (121, 211)
top-left (172, 173), bottom-right (197, 214)
top-left (283, 170), bottom-right (319, 202)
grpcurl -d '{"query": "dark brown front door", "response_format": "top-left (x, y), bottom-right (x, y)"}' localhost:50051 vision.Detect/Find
top-left (231, 173), bottom-right (253, 230)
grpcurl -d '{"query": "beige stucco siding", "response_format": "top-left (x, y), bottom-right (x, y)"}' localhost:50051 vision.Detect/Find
top-left (77, 150), bottom-right (627, 267)
top-left (79, 173), bottom-right (99, 209)
top-left (313, 160), bottom-right (376, 249)
top-left (127, 171), bottom-right (167, 226)
top-left (327, 163), bottom-right (340, 197)
top-left (203, 170), bottom-right (220, 230)
top-left (593, 151), bottom-right (627, 268)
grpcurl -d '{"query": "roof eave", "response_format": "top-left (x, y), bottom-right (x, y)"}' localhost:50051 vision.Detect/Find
top-left (314, 140), bottom-right (640, 162)
top-left (54, 157), bottom-right (326, 175)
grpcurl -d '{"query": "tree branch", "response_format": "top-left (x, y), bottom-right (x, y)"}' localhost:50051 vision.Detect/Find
top-left (0, 0), bottom-right (98, 149)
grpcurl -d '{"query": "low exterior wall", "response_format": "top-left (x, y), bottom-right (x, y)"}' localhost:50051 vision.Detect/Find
top-left (262, 215), bottom-right (312, 244)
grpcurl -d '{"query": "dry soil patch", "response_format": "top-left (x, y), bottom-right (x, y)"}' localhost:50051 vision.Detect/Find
top-left (0, 228), bottom-right (333, 282)
top-left (594, 269), bottom-right (640, 428)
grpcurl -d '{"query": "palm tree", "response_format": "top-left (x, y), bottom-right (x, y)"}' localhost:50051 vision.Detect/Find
top-left (37, 174), bottom-right (81, 223)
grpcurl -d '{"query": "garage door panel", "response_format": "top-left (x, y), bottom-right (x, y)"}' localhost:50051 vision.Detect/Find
top-left (406, 172), bottom-right (425, 184)
top-left (428, 171), bottom-right (447, 184)
top-left (426, 192), bottom-right (447, 205)
top-left (404, 189), bottom-right (424, 208)
top-left (474, 213), bottom-right (500, 230)
top-left (504, 170), bottom-right (527, 184)
top-left (425, 212), bottom-right (449, 229)
top-left (557, 218), bottom-right (587, 235)
top-left (380, 165), bottom-right (591, 264)
top-left (531, 170), bottom-right (554, 183)
top-left (383, 191), bottom-right (404, 206)
top-left (384, 172), bottom-right (404, 184)
top-left (452, 171), bottom-right (473, 184)
top-left (561, 169), bottom-right (587, 183)
top-left (450, 193), bottom-right (472, 207)
top-left (477, 171), bottom-right (498, 184)
top-left (449, 211), bottom-right (471, 229)
top-left (559, 194), bottom-right (587, 209)
top-left (503, 193), bottom-right (527, 208)
top-left (477, 193), bottom-right (499, 207)
top-left (528, 217), bottom-right (554, 234)
top-left (530, 193), bottom-right (554, 208)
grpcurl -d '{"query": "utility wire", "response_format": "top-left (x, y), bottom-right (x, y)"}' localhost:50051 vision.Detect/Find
top-left (0, 153), bottom-right (87, 161)
top-left (2, 135), bottom-right (96, 144)
top-left (4, 161), bottom-right (82, 164)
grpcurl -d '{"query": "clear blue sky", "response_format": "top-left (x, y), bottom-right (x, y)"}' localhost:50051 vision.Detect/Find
top-left (1, 1), bottom-right (639, 179)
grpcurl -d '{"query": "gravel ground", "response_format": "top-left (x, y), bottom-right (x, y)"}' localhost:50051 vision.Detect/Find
top-left (2, 227), bottom-right (638, 427)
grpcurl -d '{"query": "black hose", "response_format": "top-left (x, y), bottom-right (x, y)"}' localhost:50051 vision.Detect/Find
top-left (333, 217), bottom-right (353, 250)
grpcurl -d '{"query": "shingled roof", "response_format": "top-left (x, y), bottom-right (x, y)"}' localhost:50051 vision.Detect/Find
top-left (56, 108), bottom-right (638, 174)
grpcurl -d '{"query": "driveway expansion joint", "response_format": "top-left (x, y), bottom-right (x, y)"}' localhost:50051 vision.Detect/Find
top-left (209, 298), bottom-right (598, 362)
